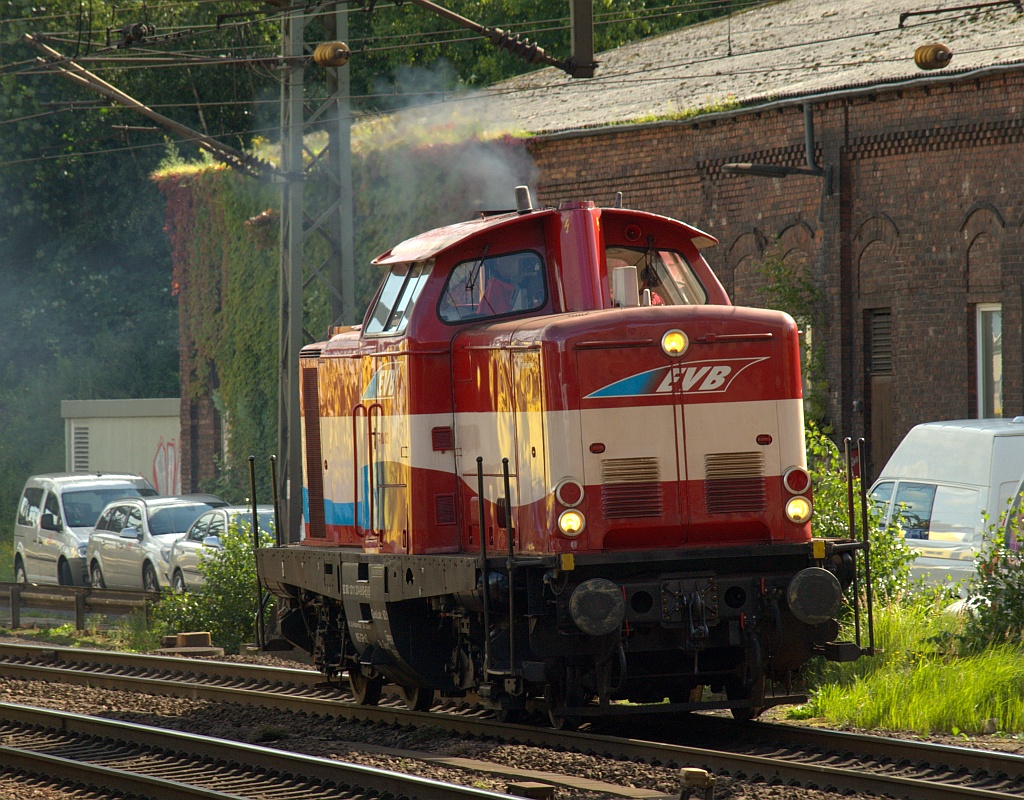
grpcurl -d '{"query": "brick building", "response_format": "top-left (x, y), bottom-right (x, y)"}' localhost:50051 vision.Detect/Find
top-left (524, 70), bottom-right (1023, 479)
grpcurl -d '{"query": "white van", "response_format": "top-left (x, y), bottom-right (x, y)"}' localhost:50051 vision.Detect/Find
top-left (868, 419), bottom-right (1024, 588)
top-left (13, 473), bottom-right (157, 586)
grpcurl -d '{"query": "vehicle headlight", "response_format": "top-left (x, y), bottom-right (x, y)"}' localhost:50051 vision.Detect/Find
top-left (785, 496), bottom-right (812, 523)
top-left (558, 509), bottom-right (586, 537)
top-left (661, 329), bottom-right (689, 357)
top-left (160, 546), bottom-right (172, 563)
top-left (77, 544), bottom-right (88, 557)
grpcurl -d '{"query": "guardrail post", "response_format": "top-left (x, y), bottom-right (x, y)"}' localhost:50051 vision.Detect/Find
top-left (10, 586), bottom-right (20, 629)
top-left (75, 589), bottom-right (87, 631)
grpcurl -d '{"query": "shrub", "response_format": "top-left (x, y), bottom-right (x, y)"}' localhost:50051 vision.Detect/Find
top-left (959, 511), bottom-right (1024, 652)
top-left (805, 420), bottom-right (916, 605)
top-left (153, 520), bottom-right (272, 654)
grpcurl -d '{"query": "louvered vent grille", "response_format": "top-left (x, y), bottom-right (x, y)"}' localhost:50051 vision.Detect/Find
top-left (704, 452), bottom-right (767, 514)
top-left (72, 426), bottom-right (89, 471)
top-left (870, 310), bottom-right (893, 375)
top-left (601, 458), bottom-right (663, 519)
top-left (435, 494), bottom-right (456, 525)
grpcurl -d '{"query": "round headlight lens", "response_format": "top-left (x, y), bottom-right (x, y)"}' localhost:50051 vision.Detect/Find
top-left (558, 509), bottom-right (586, 537)
top-left (661, 329), bottom-right (689, 357)
top-left (77, 544), bottom-right (88, 557)
top-left (160, 546), bottom-right (172, 563)
top-left (783, 466), bottom-right (811, 494)
top-left (785, 496), bottom-right (812, 524)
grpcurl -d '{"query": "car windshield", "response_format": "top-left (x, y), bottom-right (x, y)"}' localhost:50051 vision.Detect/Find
top-left (63, 488), bottom-right (143, 528)
top-left (148, 504), bottom-right (213, 535)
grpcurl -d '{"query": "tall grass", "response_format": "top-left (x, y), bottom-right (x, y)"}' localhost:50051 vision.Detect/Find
top-left (800, 599), bottom-right (1024, 734)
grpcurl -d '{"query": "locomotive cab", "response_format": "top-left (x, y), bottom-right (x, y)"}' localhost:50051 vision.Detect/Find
top-left (258, 190), bottom-right (863, 725)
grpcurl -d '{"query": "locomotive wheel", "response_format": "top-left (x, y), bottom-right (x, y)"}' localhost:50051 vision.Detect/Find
top-left (545, 666), bottom-right (585, 730)
top-left (348, 663), bottom-right (383, 706)
top-left (398, 684), bottom-right (435, 712)
top-left (726, 675), bottom-right (765, 722)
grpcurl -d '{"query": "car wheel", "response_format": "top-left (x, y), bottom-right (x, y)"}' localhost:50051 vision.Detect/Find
top-left (58, 560), bottom-right (74, 586)
top-left (90, 563), bottom-right (106, 589)
top-left (172, 569), bottom-right (186, 594)
top-left (143, 563), bottom-right (160, 593)
top-left (14, 558), bottom-right (27, 585)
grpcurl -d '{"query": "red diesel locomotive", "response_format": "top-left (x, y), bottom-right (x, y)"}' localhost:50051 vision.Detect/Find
top-left (256, 188), bottom-right (864, 726)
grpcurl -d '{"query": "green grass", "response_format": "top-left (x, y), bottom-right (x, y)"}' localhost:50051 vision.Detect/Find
top-left (795, 599), bottom-right (1024, 735)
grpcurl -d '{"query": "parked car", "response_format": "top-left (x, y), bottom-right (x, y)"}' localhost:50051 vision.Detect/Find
top-left (868, 418), bottom-right (1024, 588)
top-left (168, 505), bottom-right (275, 592)
top-left (86, 496), bottom-right (224, 591)
top-left (13, 473), bottom-right (157, 586)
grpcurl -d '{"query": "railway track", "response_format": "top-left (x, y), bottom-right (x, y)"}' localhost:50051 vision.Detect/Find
top-left (0, 701), bottom-right (517, 800)
top-left (2, 642), bottom-right (1024, 799)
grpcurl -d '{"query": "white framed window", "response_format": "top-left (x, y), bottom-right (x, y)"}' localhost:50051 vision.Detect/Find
top-left (977, 303), bottom-right (1002, 418)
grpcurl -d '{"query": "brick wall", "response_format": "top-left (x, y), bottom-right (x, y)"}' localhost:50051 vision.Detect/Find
top-left (526, 69), bottom-right (1024, 479)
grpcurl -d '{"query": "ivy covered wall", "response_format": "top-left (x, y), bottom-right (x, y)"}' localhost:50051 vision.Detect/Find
top-left (156, 136), bottom-right (536, 501)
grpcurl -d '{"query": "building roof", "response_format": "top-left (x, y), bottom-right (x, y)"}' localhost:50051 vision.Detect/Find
top-left (469, 0), bottom-right (1024, 134)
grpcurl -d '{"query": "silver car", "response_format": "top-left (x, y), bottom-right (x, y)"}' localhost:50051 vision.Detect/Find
top-left (87, 496), bottom-right (223, 591)
top-left (13, 473), bottom-right (157, 586)
top-left (168, 505), bottom-right (274, 593)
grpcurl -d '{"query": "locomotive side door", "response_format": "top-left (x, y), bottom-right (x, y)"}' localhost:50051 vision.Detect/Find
top-left (354, 358), bottom-right (410, 553)
top-left (511, 348), bottom-right (547, 552)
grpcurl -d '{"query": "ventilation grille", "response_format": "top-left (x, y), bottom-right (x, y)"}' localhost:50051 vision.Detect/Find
top-left (72, 426), bottom-right (90, 472)
top-left (704, 452), bottom-right (766, 514)
top-left (869, 310), bottom-right (893, 375)
top-left (601, 458), bottom-right (663, 519)
top-left (431, 426), bottom-right (454, 451)
top-left (435, 494), bottom-right (456, 525)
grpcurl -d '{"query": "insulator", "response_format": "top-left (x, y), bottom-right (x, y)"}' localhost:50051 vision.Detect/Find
top-left (314, 41), bottom-right (351, 68)
top-left (488, 27), bottom-right (546, 64)
top-left (914, 43), bottom-right (952, 70)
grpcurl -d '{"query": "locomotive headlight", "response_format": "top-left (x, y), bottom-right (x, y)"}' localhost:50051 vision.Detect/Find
top-left (558, 509), bottom-right (586, 537)
top-left (661, 329), bottom-right (689, 357)
top-left (785, 495), bottom-right (812, 523)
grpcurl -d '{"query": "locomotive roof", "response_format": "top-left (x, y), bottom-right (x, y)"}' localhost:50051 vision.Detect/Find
top-left (372, 208), bottom-right (541, 266)
top-left (371, 204), bottom-right (717, 266)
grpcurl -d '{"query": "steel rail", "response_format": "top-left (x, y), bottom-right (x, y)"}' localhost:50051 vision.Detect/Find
top-left (0, 744), bottom-right (252, 800)
top-left (3, 643), bottom-right (1024, 799)
top-left (0, 702), bottom-right (516, 800)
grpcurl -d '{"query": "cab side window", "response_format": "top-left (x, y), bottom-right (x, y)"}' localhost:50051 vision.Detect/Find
top-left (364, 261), bottom-right (431, 336)
top-left (17, 488), bottom-right (44, 526)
